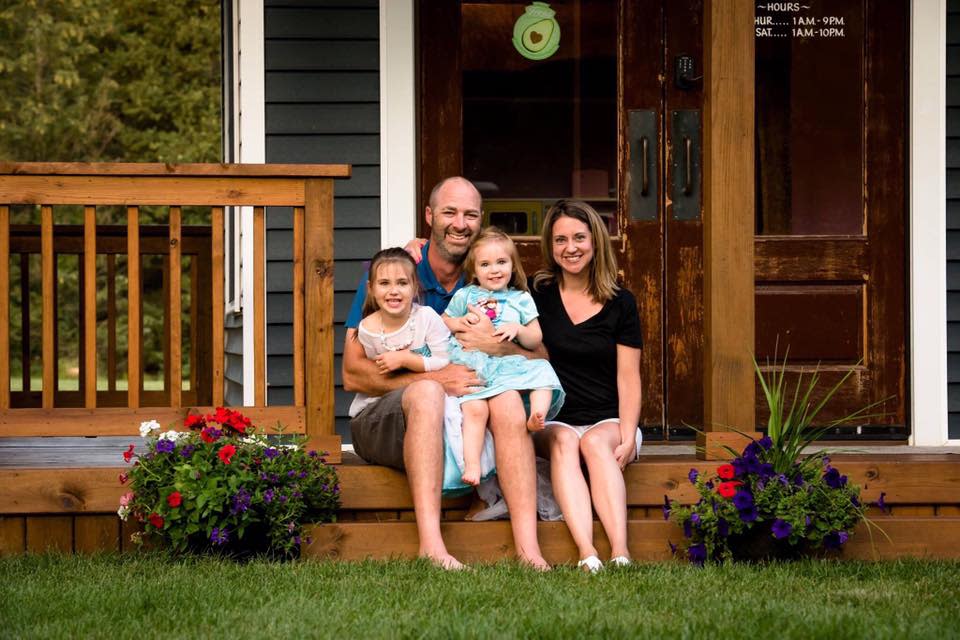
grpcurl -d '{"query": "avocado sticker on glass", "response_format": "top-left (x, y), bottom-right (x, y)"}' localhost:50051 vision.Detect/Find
top-left (512, 2), bottom-right (561, 61)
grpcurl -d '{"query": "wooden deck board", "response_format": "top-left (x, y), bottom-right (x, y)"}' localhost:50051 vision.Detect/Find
top-left (303, 517), bottom-right (960, 563)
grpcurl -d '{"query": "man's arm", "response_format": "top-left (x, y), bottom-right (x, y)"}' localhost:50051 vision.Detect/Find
top-left (342, 328), bottom-right (484, 397)
top-left (452, 305), bottom-right (546, 360)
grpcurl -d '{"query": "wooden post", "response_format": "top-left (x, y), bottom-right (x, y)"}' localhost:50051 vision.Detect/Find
top-left (168, 207), bottom-right (181, 409)
top-left (292, 206), bottom-right (305, 407)
top-left (253, 206), bottom-right (266, 407)
top-left (303, 180), bottom-right (337, 446)
top-left (699, 0), bottom-right (758, 459)
top-left (211, 206), bottom-right (224, 407)
top-left (0, 206), bottom-right (8, 409)
top-left (41, 206), bottom-right (54, 409)
top-left (83, 206), bottom-right (97, 408)
top-left (127, 207), bottom-right (141, 409)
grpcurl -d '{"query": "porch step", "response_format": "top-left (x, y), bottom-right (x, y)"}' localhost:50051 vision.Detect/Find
top-left (303, 517), bottom-right (960, 564)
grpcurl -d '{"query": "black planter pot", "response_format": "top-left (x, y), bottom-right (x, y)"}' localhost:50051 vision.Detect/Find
top-left (727, 521), bottom-right (806, 562)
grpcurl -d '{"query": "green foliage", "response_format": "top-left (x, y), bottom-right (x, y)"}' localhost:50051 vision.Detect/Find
top-left (3, 556), bottom-right (960, 638)
top-left (0, 0), bottom-right (221, 162)
top-left (121, 409), bottom-right (340, 559)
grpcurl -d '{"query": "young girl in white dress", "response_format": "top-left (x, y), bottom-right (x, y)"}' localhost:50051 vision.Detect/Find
top-left (347, 248), bottom-right (451, 418)
top-left (443, 227), bottom-right (565, 486)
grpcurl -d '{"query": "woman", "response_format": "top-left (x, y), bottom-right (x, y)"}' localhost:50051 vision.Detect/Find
top-left (530, 200), bottom-right (643, 572)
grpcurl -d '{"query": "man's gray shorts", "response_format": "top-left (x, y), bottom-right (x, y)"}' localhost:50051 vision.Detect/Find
top-left (350, 388), bottom-right (407, 470)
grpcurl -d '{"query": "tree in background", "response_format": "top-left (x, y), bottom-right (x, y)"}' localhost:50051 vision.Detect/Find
top-left (0, 0), bottom-right (221, 393)
top-left (0, 0), bottom-right (220, 162)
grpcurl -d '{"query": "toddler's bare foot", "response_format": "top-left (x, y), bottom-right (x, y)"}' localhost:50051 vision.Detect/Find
top-left (526, 412), bottom-right (545, 432)
top-left (461, 463), bottom-right (481, 486)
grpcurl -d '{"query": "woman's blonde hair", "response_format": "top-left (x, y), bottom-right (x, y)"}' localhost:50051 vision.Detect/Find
top-left (361, 248), bottom-right (420, 318)
top-left (533, 200), bottom-right (619, 302)
top-left (463, 227), bottom-right (528, 292)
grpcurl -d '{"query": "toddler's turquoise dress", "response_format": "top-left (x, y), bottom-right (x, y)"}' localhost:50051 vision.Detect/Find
top-left (445, 285), bottom-right (565, 419)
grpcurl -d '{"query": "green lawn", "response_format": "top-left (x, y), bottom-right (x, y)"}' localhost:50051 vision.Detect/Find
top-left (2, 556), bottom-right (959, 639)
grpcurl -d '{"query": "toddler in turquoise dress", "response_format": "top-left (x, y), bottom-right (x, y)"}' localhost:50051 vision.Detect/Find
top-left (443, 227), bottom-right (564, 485)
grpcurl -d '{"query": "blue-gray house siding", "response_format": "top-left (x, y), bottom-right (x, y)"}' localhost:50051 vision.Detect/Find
top-left (948, 1), bottom-right (960, 440)
top-left (264, 0), bottom-right (380, 441)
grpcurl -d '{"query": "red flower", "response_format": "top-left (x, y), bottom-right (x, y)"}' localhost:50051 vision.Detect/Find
top-left (717, 464), bottom-right (736, 480)
top-left (166, 491), bottom-right (182, 508)
top-left (184, 413), bottom-right (206, 430)
top-left (118, 472), bottom-right (128, 485)
top-left (122, 444), bottom-right (136, 463)
top-left (716, 481), bottom-right (742, 499)
top-left (148, 513), bottom-right (164, 529)
top-left (218, 444), bottom-right (237, 465)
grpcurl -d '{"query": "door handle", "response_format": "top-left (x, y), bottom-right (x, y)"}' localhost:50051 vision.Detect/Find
top-left (670, 110), bottom-right (701, 220)
top-left (628, 109), bottom-right (657, 221)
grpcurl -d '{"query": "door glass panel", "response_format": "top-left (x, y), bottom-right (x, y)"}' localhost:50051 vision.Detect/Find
top-left (755, 0), bottom-right (864, 235)
top-left (461, 1), bottom-right (618, 236)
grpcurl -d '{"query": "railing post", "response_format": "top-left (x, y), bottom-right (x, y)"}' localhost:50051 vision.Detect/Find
top-left (83, 206), bottom-right (97, 408)
top-left (41, 206), bottom-right (54, 409)
top-left (0, 206), bottom-right (8, 409)
top-left (303, 179), bottom-right (335, 444)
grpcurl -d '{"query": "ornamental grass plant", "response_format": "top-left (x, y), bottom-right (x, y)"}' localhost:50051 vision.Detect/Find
top-left (118, 408), bottom-right (340, 558)
top-left (669, 354), bottom-right (885, 564)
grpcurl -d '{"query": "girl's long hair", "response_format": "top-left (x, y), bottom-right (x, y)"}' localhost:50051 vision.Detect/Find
top-left (533, 200), bottom-right (619, 302)
top-left (361, 248), bottom-right (420, 318)
top-left (463, 227), bottom-right (528, 292)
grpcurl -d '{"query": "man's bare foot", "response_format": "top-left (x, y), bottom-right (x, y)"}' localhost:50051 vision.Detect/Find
top-left (519, 554), bottom-right (551, 571)
top-left (421, 551), bottom-right (466, 570)
top-left (526, 412), bottom-right (545, 432)
top-left (461, 463), bottom-right (481, 486)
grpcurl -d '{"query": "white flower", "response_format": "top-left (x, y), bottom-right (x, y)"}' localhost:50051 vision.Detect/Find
top-left (159, 430), bottom-right (187, 442)
top-left (241, 434), bottom-right (268, 446)
top-left (279, 444), bottom-right (298, 450)
top-left (117, 505), bottom-right (130, 521)
top-left (139, 420), bottom-right (161, 437)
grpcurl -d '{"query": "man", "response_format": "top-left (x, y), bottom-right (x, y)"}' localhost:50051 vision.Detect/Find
top-left (341, 176), bottom-right (549, 570)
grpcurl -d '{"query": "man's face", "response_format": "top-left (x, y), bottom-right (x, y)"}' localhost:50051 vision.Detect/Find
top-left (425, 179), bottom-right (482, 263)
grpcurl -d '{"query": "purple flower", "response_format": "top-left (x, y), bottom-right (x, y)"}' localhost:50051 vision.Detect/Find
top-left (688, 543), bottom-right (707, 566)
top-left (793, 472), bottom-right (805, 487)
top-left (690, 513), bottom-right (701, 526)
top-left (823, 467), bottom-right (847, 489)
top-left (662, 495), bottom-right (671, 520)
top-left (230, 488), bottom-right (251, 515)
top-left (263, 489), bottom-right (275, 503)
top-left (805, 515), bottom-right (812, 528)
top-left (743, 440), bottom-right (761, 458)
top-left (758, 436), bottom-right (773, 450)
top-left (683, 519), bottom-right (693, 538)
top-left (264, 447), bottom-right (279, 460)
top-left (738, 505), bottom-right (759, 523)
top-left (287, 470), bottom-right (296, 478)
top-left (732, 490), bottom-right (754, 510)
top-left (777, 474), bottom-right (789, 487)
top-left (705, 480), bottom-right (714, 490)
top-left (308, 450), bottom-right (318, 458)
top-left (851, 495), bottom-right (861, 507)
top-left (333, 485), bottom-right (340, 494)
top-left (668, 541), bottom-right (678, 555)
top-left (688, 468), bottom-right (699, 484)
top-left (293, 536), bottom-right (301, 545)
top-left (279, 494), bottom-right (288, 504)
top-left (824, 530), bottom-right (849, 549)
top-left (155, 440), bottom-right (175, 454)
top-left (299, 471), bottom-right (307, 479)
top-left (772, 519), bottom-right (793, 539)
top-left (759, 463), bottom-right (775, 479)
top-left (717, 518), bottom-right (729, 537)
top-left (210, 527), bottom-right (229, 545)
top-left (822, 456), bottom-right (831, 467)
top-left (180, 444), bottom-right (195, 458)
top-left (873, 492), bottom-right (888, 513)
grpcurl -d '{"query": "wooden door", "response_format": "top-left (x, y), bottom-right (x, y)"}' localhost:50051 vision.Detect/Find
top-left (418, 0), bottom-right (908, 437)
top-left (753, 0), bottom-right (908, 434)
top-left (418, 0), bottom-right (701, 438)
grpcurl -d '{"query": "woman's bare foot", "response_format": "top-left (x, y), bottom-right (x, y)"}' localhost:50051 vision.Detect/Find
top-left (421, 551), bottom-right (466, 570)
top-left (519, 554), bottom-right (551, 571)
top-left (526, 412), bottom-right (545, 432)
top-left (461, 463), bottom-right (481, 486)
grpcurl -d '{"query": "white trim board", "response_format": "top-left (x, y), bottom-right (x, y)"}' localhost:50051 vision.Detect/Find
top-left (379, 0), bottom-right (417, 248)
top-left (909, 0), bottom-right (948, 446)
top-left (234, 0), bottom-right (266, 406)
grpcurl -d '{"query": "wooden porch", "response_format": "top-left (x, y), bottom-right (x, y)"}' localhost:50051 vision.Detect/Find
top-left (1, 446), bottom-right (959, 561)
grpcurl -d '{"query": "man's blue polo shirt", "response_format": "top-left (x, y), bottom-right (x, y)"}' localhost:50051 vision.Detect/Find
top-left (344, 242), bottom-right (465, 329)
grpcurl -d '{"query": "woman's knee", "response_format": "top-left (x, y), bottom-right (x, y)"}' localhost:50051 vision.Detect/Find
top-left (550, 429), bottom-right (581, 460)
top-left (579, 430), bottom-right (616, 461)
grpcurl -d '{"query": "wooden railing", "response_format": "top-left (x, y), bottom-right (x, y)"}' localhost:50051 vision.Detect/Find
top-left (0, 163), bottom-right (349, 459)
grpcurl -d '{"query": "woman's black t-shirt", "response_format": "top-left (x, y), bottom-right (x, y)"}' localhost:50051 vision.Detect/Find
top-left (530, 279), bottom-right (643, 425)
